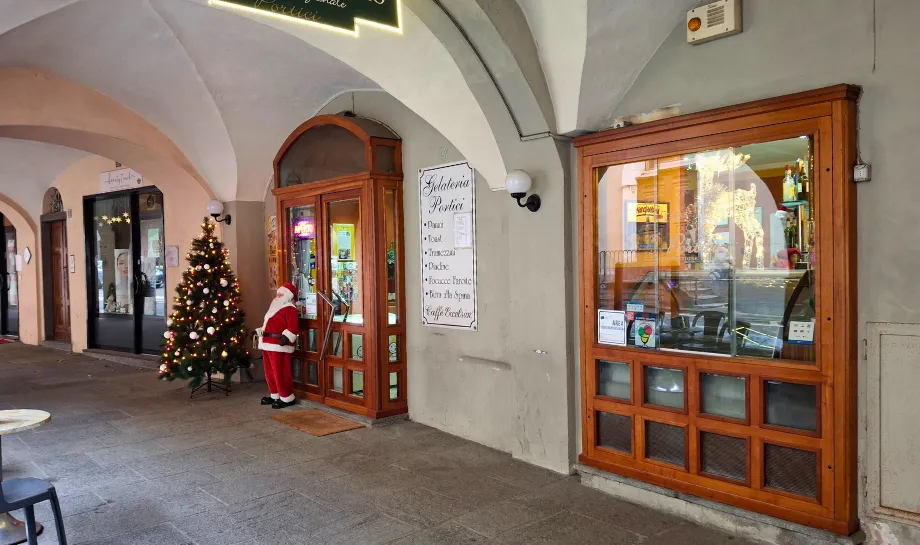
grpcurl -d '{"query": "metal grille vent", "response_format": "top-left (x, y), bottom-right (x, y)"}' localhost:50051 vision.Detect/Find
top-left (645, 421), bottom-right (686, 467)
top-left (764, 443), bottom-right (818, 499)
top-left (707, 4), bottom-right (726, 27)
top-left (700, 432), bottom-right (747, 483)
top-left (596, 412), bottom-right (632, 454)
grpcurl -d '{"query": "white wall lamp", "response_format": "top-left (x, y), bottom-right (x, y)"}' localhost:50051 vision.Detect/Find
top-left (207, 199), bottom-right (232, 225)
top-left (505, 170), bottom-right (541, 212)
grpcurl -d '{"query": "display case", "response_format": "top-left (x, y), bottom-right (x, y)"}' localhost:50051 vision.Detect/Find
top-left (576, 86), bottom-right (860, 535)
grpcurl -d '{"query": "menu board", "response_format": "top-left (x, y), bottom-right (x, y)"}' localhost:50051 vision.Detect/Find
top-left (419, 161), bottom-right (477, 330)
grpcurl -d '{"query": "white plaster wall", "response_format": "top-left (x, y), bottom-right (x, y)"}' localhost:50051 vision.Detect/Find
top-left (53, 155), bottom-right (211, 352)
top-left (609, 0), bottom-right (920, 541)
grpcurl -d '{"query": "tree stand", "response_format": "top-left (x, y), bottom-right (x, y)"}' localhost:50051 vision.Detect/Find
top-left (190, 369), bottom-right (232, 398)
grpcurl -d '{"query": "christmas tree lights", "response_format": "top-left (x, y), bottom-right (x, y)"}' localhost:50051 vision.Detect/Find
top-left (159, 218), bottom-right (249, 388)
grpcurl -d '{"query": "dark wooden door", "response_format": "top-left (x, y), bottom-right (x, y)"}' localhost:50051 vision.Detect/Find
top-left (50, 220), bottom-right (70, 341)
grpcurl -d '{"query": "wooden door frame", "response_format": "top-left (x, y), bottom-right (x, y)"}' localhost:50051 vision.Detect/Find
top-left (574, 85), bottom-right (860, 534)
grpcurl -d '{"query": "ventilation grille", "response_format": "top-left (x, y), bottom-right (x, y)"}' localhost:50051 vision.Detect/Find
top-left (764, 443), bottom-right (818, 499)
top-left (700, 432), bottom-right (747, 483)
top-left (645, 421), bottom-right (686, 467)
top-left (596, 412), bottom-right (632, 454)
top-left (707, 4), bottom-right (726, 27)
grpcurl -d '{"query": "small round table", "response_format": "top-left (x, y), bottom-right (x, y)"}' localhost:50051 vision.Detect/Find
top-left (0, 410), bottom-right (51, 545)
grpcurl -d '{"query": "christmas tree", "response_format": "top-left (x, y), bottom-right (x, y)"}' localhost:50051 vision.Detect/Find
top-left (159, 218), bottom-right (249, 388)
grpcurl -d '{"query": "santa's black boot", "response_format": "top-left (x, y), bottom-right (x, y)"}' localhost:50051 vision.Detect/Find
top-left (272, 398), bottom-right (296, 409)
top-left (261, 397), bottom-right (275, 405)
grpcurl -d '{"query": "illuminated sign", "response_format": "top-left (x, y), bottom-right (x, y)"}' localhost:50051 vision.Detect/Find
top-left (627, 202), bottom-right (669, 223)
top-left (210, 0), bottom-right (402, 36)
top-left (293, 217), bottom-right (315, 239)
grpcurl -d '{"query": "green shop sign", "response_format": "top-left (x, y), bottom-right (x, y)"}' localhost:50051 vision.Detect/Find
top-left (212, 0), bottom-right (401, 34)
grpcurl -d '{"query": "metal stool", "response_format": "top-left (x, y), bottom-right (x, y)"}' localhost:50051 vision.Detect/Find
top-left (0, 478), bottom-right (66, 545)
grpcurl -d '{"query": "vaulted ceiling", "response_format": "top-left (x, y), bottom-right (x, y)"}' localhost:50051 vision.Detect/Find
top-left (0, 0), bottom-right (694, 217)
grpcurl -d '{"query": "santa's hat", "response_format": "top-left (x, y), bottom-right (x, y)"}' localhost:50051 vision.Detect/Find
top-left (277, 282), bottom-right (297, 300)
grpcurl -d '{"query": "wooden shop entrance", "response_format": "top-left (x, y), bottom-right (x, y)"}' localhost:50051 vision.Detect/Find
top-left (273, 114), bottom-right (407, 419)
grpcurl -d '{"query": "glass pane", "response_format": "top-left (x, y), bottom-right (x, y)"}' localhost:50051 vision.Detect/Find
top-left (330, 331), bottom-right (343, 358)
top-left (596, 161), bottom-right (660, 348)
top-left (375, 144), bottom-right (397, 173)
top-left (4, 225), bottom-right (18, 335)
top-left (278, 125), bottom-right (366, 186)
top-left (388, 334), bottom-right (398, 362)
top-left (734, 137), bottom-right (816, 362)
top-left (597, 360), bottom-right (630, 401)
top-left (700, 373), bottom-right (746, 420)
top-left (389, 371), bottom-right (399, 400)
top-left (307, 361), bottom-right (319, 386)
top-left (644, 366), bottom-right (684, 409)
top-left (139, 193), bottom-right (166, 353)
top-left (328, 199), bottom-right (363, 325)
top-left (384, 189), bottom-right (399, 325)
top-left (291, 358), bottom-right (302, 383)
top-left (307, 328), bottom-right (318, 352)
top-left (351, 370), bottom-right (364, 398)
top-left (596, 412), bottom-right (632, 454)
top-left (288, 205), bottom-right (318, 319)
top-left (764, 381), bottom-right (817, 432)
top-left (332, 367), bottom-right (344, 393)
top-left (350, 333), bottom-right (363, 361)
top-left (92, 195), bottom-right (134, 350)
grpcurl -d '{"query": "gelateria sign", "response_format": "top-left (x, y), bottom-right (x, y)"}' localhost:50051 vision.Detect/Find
top-left (211, 0), bottom-right (401, 34)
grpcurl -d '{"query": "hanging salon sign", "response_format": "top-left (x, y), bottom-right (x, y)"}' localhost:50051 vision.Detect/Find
top-left (99, 168), bottom-right (143, 193)
top-left (212, 0), bottom-right (401, 35)
top-left (419, 161), bottom-right (477, 330)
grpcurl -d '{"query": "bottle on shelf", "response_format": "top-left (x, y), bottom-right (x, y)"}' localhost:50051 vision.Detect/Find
top-left (782, 165), bottom-right (797, 202)
top-left (800, 159), bottom-right (810, 200)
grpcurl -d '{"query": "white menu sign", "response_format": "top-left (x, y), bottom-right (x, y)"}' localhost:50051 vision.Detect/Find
top-left (419, 161), bottom-right (477, 330)
top-left (99, 167), bottom-right (143, 193)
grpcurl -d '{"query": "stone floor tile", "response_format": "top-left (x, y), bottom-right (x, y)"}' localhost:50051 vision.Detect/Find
top-left (481, 458), bottom-right (567, 492)
top-left (390, 520), bottom-right (492, 545)
top-left (304, 511), bottom-right (416, 545)
top-left (573, 494), bottom-right (685, 537)
top-left (493, 510), bottom-right (641, 545)
top-left (652, 522), bottom-right (753, 545)
top-left (423, 470), bottom-right (527, 507)
top-left (202, 468), bottom-right (303, 505)
top-left (85, 439), bottom-right (170, 466)
top-left (373, 486), bottom-right (473, 529)
top-left (80, 522), bottom-right (196, 545)
top-left (455, 500), bottom-right (548, 538)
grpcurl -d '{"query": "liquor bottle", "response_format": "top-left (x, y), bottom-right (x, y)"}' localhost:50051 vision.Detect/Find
top-left (782, 165), bottom-right (796, 202)
top-left (800, 160), bottom-right (810, 199)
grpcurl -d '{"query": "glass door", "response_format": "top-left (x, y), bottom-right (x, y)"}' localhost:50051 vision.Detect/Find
top-left (286, 198), bottom-right (323, 396)
top-left (87, 189), bottom-right (166, 353)
top-left (0, 217), bottom-right (18, 336)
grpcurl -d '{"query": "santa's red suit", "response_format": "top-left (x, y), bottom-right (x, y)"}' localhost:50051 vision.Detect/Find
top-left (257, 283), bottom-right (299, 408)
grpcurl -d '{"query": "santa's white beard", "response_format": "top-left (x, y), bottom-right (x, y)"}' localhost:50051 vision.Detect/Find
top-left (263, 293), bottom-right (293, 328)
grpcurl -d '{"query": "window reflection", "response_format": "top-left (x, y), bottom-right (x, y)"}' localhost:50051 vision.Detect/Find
top-left (288, 205), bottom-right (317, 319)
top-left (596, 137), bottom-right (817, 362)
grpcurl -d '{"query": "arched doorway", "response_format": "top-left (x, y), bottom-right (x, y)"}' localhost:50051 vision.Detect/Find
top-left (40, 187), bottom-right (69, 342)
top-left (273, 114), bottom-right (406, 419)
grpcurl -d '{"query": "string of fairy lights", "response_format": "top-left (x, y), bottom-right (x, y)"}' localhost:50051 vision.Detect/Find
top-left (159, 219), bottom-right (247, 378)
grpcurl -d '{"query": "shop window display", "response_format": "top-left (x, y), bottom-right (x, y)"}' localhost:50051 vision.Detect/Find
top-left (596, 137), bottom-right (816, 362)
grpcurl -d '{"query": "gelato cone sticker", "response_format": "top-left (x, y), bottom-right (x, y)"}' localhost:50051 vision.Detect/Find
top-left (634, 318), bottom-right (656, 348)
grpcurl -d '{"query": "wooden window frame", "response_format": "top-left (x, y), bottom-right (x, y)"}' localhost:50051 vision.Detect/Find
top-left (575, 85), bottom-right (860, 535)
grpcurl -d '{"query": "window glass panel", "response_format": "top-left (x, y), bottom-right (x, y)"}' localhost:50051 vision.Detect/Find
top-left (307, 361), bottom-right (319, 386)
top-left (291, 358), bottom-right (302, 383)
top-left (93, 196), bottom-right (133, 316)
top-left (307, 328), bottom-right (318, 352)
top-left (278, 125), bottom-right (365, 186)
top-left (596, 412), bottom-right (632, 454)
top-left (329, 331), bottom-right (343, 358)
top-left (388, 334), bottom-right (399, 362)
top-left (328, 199), bottom-right (362, 325)
top-left (389, 371), bottom-right (398, 400)
top-left (351, 370), bottom-right (364, 398)
top-left (597, 360), bottom-right (630, 401)
top-left (644, 366), bottom-right (684, 409)
top-left (139, 192), bottom-right (165, 319)
top-left (332, 367), bottom-right (344, 393)
top-left (288, 205), bottom-right (317, 319)
top-left (764, 380), bottom-right (817, 432)
top-left (596, 162), bottom-right (659, 348)
top-left (700, 373), bottom-right (746, 420)
top-left (350, 333), bottom-right (363, 361)
top-left (384, 189), bottom-right (399, 325)
top-left (596, 136), bottom-right (817, 362)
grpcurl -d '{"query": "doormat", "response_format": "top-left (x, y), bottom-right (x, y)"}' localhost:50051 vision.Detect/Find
top-left (272, 409), bottom-right (364, 436)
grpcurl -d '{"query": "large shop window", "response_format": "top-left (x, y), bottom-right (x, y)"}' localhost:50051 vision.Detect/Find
top-left (575, 86), bottom-right (860, 536)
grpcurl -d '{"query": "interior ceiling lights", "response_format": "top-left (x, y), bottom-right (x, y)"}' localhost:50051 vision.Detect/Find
top-left (208, 0), bottom-right (403, 37)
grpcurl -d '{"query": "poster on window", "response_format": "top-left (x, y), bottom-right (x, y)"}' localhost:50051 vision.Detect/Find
top-left (267, 215), bottom-right (278, 291)
top-left (113, 249), bottom-right (133, 313)
top-left (419, 161), bottom-right (477, 330)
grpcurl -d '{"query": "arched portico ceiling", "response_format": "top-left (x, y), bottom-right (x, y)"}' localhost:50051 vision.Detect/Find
top-left (0, 139), bottom-right (88, 220)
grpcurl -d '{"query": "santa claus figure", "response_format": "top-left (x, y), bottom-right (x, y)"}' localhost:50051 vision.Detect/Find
top-left (256, 283), bottom-right (299, 409)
